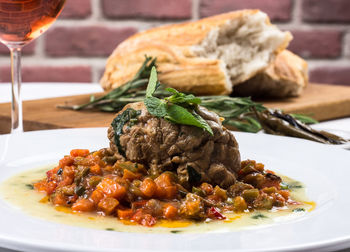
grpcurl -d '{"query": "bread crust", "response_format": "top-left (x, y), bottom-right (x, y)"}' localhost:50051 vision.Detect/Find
top-left (100, 10), bottom-right (291, 95)
top-left (233, 50), bottom-right (308, 98)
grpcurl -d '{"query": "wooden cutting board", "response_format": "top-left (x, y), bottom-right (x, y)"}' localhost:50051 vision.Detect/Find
top-left (1, 83), bottom-right (350, 134)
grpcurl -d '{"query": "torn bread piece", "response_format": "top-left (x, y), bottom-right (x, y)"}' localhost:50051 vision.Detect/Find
top-left (233, 50), bottom-right (308, 98)
top-left (101, 10), bottom-right (292, 95)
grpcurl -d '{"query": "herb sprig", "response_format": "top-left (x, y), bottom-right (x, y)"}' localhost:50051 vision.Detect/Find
top-left (58, 56), bottom-right (349, 145)
top-left (144, 67), bottom-right (213, 135)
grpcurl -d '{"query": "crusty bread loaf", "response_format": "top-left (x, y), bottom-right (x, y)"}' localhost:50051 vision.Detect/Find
top-left (100, 10), bottom-right (292, 95)
top-left (233, 50), bottom-right (308, 98)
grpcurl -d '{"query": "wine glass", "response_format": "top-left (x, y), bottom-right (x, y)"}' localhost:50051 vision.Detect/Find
top-left (0, 0), bottom-right (66, 133)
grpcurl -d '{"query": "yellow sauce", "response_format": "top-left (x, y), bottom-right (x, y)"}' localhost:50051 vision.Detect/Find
top-left (0, 166), bottom-right (315, 234)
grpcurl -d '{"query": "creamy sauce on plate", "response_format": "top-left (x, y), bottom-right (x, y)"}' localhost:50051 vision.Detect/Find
top-left (0, 166), bottom-right (315, 234)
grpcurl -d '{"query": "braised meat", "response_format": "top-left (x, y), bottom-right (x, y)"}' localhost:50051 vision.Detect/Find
top-left (108, 102), bottom-right (241, 189)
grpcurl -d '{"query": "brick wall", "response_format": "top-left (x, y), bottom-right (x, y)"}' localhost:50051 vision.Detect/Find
top-left (0, 0), bottom-right (350, 86)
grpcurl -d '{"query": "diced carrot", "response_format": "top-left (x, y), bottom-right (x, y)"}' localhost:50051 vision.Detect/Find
top-left (72, 198), bottom-right (94, 212)
top-left (265, 169), bottom-right (275, 174)
top-left (140, 178), bottom-right (157, 198)
top-left (163, 204), bottom-right (178, 219)
top-left (122, 169), bottom-right (141, 181)
top-left (98, 197), bottom-right (119, 215)
top-left (96, 178), bottom-right (126, 200)
top-left (279, 190), bottom-right (290, 200)
top-left (59, 156), bottom-right (74, 168)
top-left (90, 189), bottom-right (104, 205)
top-left (34, 180), bottom-right (48, 193)
top-left (154, 173), bottom-right (177, 199)
top-left (52, 193), bottom-right (66, 206)
top-left (70, 149), bottom-right (90, 157)
top-left (117, 208), bottom-right (134, 219)
top-left (90, 164), bottom-right (102, 175)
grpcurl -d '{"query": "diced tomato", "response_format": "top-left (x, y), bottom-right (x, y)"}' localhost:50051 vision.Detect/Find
top-left (200, 183), bottom-right (213, 195)
top-left (72, 198), bottom-right (94, 212)
top-left (131, 200), bottom-right (148, 209)
top-left (140, 178), bottom-right (157, 198)
top-left (70, 149), bottom-right (90, 157)
top-left (207, 207), bottom-right (226, 220)
top-left (131, 209), bottom-right (156, 227)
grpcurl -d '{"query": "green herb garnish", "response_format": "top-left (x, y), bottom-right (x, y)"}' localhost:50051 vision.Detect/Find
top-left (144, 67), bottom-right (213, 135)
top-left (105, 228), bottom-right (115, 231)
top-left (281, 182), bottom-right (303, 190)
top-left (111, 108), bottom-right (141, 157)
top-left (59, 56), bottom-right (348, 145)
top-left (293, 208), bottom-right (305, 212)
top-left (170, 230), bottom-right (182, 234)
top-left (25, 184), bottom-right (34, 190)
top-left (251, 213), bottom-right (268, 219)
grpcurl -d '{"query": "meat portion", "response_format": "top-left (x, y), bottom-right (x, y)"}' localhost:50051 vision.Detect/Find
top-left (108, 102), bottom-right (241, 189)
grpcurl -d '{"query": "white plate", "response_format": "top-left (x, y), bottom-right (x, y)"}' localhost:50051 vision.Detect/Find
top-left (0, 128), bottom-right (350, 252)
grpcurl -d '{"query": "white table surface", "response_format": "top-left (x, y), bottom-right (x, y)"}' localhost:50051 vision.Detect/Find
top-left (0, 83), bottom-right (349, 252)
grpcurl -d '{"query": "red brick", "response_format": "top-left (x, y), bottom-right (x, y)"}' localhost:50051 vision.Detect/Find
top-left (310, 67), bottom-right (350, 85)
top-left (288, 30), bottom-right (342, 58)
top-left (200, 0), bottom-right (292, 22)
top-left (45, 26), bottom-right (137, 57)
top-left (60, 0), bottom-right (92, 19)
top-left (0, 41), bottom-right (36, 55)
top-left (302, 0), bottom-right (350, 23)
top-left (102, 0), bottom-right (192, 19)
top-left (0, 66), bottom-right (92, 83)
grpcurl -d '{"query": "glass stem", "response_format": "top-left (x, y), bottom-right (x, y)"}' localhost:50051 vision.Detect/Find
top-left (10, 46), bottom-right (23, 133)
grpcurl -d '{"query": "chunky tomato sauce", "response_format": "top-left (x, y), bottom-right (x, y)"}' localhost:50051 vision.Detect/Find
top-left (34, 148), bottom-right (300, 227)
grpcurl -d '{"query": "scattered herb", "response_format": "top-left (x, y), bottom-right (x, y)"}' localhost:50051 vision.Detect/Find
top-left (105, 228), bottom-right (115, 231)
top-left (74, 185), bottom-right (85, 196)
top-left (251, 213), bottom-right (268, 219)
top-left (111, 108), bottom-right (141, 157)
top-left (145, 67), bottom-right (213, 135)
top-left (57, 167), bottom-right (63, 175)
top-left (293, 208), bottom-right (305, 212)
top-left (280, 182), bottom-right (289, 190)
top-left (25, 184), bottom-right (34, 190)
top-left (170, 230), bottom-right (182, 234)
